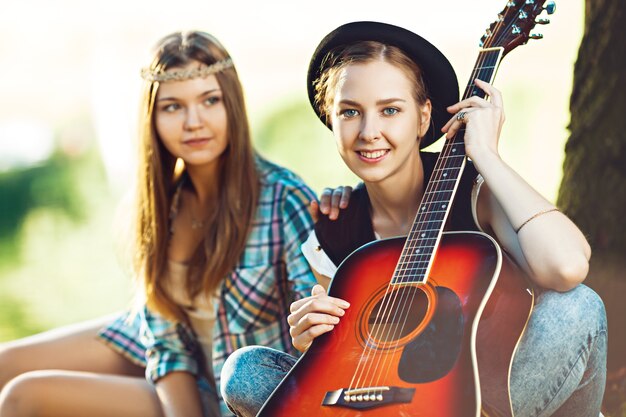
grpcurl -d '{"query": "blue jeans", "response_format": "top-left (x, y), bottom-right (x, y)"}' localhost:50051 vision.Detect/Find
top-left (220, 284), bottom-right (607, 417)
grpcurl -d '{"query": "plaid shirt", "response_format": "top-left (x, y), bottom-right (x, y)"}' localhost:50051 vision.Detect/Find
top-left (139, 156), bottom-right (317, 415)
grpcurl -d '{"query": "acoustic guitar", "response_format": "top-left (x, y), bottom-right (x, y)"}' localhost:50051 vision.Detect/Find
top-left (259, 1), bottom-right (555, 416)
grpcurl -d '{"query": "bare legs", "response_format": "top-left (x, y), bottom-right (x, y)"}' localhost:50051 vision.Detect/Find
top-left (0, 315), bottom-right (164, 417)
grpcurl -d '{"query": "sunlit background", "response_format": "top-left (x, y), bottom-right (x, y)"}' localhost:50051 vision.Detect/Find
top-left (0, 0), bottom-right (583, 340)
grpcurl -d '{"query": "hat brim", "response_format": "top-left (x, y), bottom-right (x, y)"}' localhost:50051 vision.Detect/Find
top-left (307, 21), bottom-right (459, 149)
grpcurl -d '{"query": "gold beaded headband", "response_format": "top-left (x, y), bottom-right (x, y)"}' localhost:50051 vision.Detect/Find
top-left (140, 58), bottom-right (233, 82)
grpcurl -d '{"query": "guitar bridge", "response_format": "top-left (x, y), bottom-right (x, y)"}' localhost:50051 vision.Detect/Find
top-left (322, 386), bottom-right (415, 410)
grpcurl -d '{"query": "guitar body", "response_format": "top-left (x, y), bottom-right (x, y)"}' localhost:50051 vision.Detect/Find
top-left (258, 231), bottom-right (533, 417)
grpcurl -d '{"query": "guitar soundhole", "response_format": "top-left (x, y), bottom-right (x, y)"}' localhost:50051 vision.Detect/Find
top-left (367, 286), bottom-right (429, 343)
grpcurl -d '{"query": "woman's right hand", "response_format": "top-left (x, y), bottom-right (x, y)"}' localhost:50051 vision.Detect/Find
top-left (288, 284), bottom-right (350, 352)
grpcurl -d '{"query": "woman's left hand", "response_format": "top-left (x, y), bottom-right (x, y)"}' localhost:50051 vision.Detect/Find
top-left (308, 185), bottom-right (352, 222)
top-left (441, 79), bottom-right (505, 164)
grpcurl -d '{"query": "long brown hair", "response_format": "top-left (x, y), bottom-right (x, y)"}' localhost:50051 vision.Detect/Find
top-left (313, 41), bottom-right (429, 136)
top-left (134, 31), bottom-right (259, 321)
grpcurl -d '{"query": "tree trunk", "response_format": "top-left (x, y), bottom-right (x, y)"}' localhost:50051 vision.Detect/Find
top-left (557, 0), bottom-right (626, 414)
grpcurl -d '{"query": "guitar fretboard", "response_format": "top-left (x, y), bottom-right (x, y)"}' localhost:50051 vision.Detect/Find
top-left (392, 48), bottom-right (503, 285)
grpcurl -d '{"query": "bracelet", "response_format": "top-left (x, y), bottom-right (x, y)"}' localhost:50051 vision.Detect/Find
top-left (515, 207), bottom-right (560, 234)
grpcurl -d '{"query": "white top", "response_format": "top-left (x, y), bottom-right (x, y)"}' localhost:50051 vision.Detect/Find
top-left (301, 232), bottom-right (339, 278)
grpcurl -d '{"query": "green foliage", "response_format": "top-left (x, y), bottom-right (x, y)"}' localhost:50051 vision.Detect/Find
top-left (557, 1), bottom-right (626, 414)
top-left (557, 0), bottom-right (626, 256)
top-left (0, 149), bottom-right (100, 267)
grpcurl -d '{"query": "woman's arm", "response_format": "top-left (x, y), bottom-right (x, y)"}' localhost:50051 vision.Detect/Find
top-left (475, 167), bottom-right (590, 291)
top-left (155, 371), bottom-right (204, 417)
top-left (443, 79), bottom-right (591, 291)
top-left (139, 307), bottom-right (205, 416)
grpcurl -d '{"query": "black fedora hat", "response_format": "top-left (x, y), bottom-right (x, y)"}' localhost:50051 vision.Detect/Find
top-left (307, 21), bottom-right (459, 148)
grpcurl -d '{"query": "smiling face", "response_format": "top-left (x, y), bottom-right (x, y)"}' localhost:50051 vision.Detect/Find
top-left (154, 61), bottom-right (228, 170)
top-left (330, 60), bottom-right (431, 185)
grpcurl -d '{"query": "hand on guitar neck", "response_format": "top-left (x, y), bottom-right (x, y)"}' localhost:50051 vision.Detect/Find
top-left (441, 78), bottom-right (504, 166)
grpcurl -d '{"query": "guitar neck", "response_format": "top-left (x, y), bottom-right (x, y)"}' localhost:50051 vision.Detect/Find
top-left (393, 47), bottom-right (504, 285)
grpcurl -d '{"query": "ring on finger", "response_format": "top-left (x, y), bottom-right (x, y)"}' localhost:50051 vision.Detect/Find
top-left (456, 111), bottom-right (468, 123)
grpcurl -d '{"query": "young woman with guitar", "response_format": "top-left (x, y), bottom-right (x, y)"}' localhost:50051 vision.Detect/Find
top-left (221, 13), bottom-right (607, 417)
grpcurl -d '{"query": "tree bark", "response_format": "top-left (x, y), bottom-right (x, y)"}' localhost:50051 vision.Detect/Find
top-left (557, 0), bottom-right (626, 414)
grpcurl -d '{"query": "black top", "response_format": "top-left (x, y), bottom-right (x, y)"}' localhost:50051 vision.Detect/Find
top-left (315, 151), bottom-right (480, 266)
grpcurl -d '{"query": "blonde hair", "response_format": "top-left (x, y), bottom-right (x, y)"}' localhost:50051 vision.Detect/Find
top-left (314, 41), bottom-right (429, 132)
top-left (134, 31), bottom-right (259, 321)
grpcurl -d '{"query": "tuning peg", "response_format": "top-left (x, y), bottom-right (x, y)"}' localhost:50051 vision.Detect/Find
top-left (529, 33), bottom-right (544, 39)
top-left (536, 18), bottom-right (550, 24)
top-left (544, 1), bottom-right (556, 15)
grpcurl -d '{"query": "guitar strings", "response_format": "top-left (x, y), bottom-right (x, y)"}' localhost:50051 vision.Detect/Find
top-left (346, 48), bottom-right (497, 397)
top-left (347, 122), bottom-right (459, 393)
top-left (345, 148), bottom-right (452, 392)
top-left (344, 3), bottom-right (519, 396)
top-left (368, 49), bottom-right (503, 396)
top-left (363, 50), bottom-right (499, 394)
top-left (367, 101), bottom-right (470, 388)
top-left (349, 95), bottom-right (465, 394)
top-left (374, 103), bottom-right (467, 393)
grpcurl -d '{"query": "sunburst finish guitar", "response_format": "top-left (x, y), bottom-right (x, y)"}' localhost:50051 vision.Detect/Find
top-left (258, 2), bottom-right (556, 416)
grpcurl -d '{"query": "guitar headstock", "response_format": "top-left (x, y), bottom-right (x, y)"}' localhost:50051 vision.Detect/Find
top-left (480, 0), bottom-right (556, 55)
